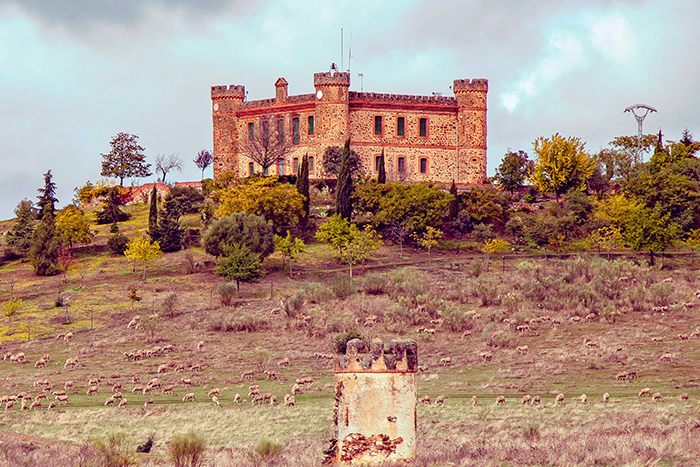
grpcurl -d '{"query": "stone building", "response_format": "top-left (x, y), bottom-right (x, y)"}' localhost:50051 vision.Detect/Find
top-left (211, 71), bottom-right (487, 184)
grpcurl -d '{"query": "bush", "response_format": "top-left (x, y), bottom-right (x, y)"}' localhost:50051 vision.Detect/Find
top-left (331, 274), bottom-right (356, 300)
top-left (301, 282), bottom-right (334, 304)
top-left (217, 283), bottom-right (237, 306)
top-left (90, 432), bottom-right (137, 467)
top-left (201, 212), bottom-right (274, 259)
top-left (388, 267), bottom-right (430, 306)
top-left (107, 233), bottom-right (130, 255)
top-left (472, 223), bottom-right (495, 242)
top-left (333, 330), bottom-right (363, 354)
top-left (250, 439), bottom-right (283, 461)
top-left (169, 431), bottom-right (206, 467)
top-left (162, 293), bottom-right (178, 318)
top-left (361, 272), bottom-right (389, 295)
top-left (281, 290), bottom-right (305, 318)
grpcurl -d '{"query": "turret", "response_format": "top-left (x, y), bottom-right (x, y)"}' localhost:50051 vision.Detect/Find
top-left (314, 71), bottom-right (351, 147)
top-left (453, 79), bottom-right (488, 184)
top-left (211, 84), bottom-right (246, 177)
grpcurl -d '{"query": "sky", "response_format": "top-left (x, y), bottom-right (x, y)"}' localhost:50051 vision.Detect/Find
top-left (1, 0), bottom-right (699, 220)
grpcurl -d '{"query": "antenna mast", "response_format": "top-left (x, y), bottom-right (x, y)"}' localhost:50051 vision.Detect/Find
top-left (624, 104), bottom-right (657, 161)
top-left (347, 33), bottom-right (352, 73)
top-left (340, 28), bottom-right (343, 72)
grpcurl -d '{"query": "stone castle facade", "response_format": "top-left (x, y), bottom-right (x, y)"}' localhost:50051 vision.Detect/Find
top-left (211, 71), bottom-right (487, 184)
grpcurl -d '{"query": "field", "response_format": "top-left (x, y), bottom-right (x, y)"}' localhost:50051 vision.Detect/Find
top-left (1, 205), bottom-right (700, 466)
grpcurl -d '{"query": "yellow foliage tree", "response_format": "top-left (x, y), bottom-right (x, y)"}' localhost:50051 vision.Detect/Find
top-left (529, 133), bottom-right (595, 196)
top-left (593, 194), bottom-right (639, 228)
top-left (56, 204), bottom-right (94, 248)
top-left (124, 237), bottom-right (163, 280)
top-left (482, 238), bottom-right (510, 272)
top-left (215, 177), bottom-right (304, 227)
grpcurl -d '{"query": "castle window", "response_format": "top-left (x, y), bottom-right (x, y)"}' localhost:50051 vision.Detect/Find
top-left (374, 115), bottom-right (383, 136)
top-left (397, 157), bottom-right (406, 174)
top-left (419, 118), bottom-right (428, 138)
top-left (375, 155), bottom-right (382, 172)
top-left (292, 117), bottom-right (300, 145)
top-left (308, 116), bottom-right (315, 135)
top-left (277, 120), bottom-right (284, 145)
top-left (293, 158), bottom-right (299, 174)
top-left (249, 162), bottom-right (254, 175)
top-left (308, 156), bottom-right (315, 172)
top-left (263, 166), bottom-right (269, 176)
top-left (278, 158), bottom-right (285, 175)
top-left (248, 122), bottom-right (254, 141)
top-left (396, 117), bottom-right (405, 137)
top-left (420, 157), bottom-right (428, 174)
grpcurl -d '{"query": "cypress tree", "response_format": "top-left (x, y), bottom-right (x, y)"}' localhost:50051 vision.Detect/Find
top-left (148, 184), bottom-right (159, 241)
top-left (448, 180), bottom-right (459, 220)
top-left (296, 153), bottom-right (310, 220)
top-left (30, 171), bottom-right (61, 276)
top-left (6, 199), bottom-right (36, 256)
top-left (377, 149), bottom-right (386, 184)
top-left (335, 139), bottom-right (354, 220)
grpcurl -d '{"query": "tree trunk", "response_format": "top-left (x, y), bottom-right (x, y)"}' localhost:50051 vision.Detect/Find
top-left (649, 249), bottom-right (655, 267)
top-left (143, 262), bottom-right (147, 280)
top-left (236, 279), bottom-right (241, 297)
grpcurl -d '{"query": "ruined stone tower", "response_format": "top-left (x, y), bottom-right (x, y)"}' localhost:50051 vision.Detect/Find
top-left (329, 338), bottom-right (418, 465)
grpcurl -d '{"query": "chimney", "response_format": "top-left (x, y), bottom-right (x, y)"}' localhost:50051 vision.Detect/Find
top-left (275, 77), bottom-right (288, 102)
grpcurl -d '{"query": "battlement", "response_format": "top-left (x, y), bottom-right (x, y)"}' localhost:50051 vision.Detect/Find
top-left (453, 78), bottom-right (488, 93)
top-left (211, 85), bottom-right (245, 99)
top-left (239, 93), bottom-right (315, 110)
top-left (314, 71), bottom-right (351, 87)
top-left (349, 91), bottom-right (457, 106)
top-left (335, 338), bottom-right (418, 373)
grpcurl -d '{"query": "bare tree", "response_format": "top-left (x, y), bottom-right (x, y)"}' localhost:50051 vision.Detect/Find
top-left (155, 153), bottom-right (183, 183)
top-left (243, 117), bottom-right (292, 175)
top-left (193, 150), bottom-right (213, 179)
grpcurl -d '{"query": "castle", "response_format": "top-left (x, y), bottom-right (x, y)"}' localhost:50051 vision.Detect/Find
top-left (211, 71), bottom-right (487, 184)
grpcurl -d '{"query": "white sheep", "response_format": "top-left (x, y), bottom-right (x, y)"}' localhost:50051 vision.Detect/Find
top-left (183, 393), bottom-right (196, 402)
top-left (471, 396), bottom-right (478, 407)
top-left (144, 398), bottom-right (154, 408)
top-left (521, 395), bottom-right (532, 405)
top-left (47, 401), bottom-right (57, 411)
top-left (234, 393), bottom-right (241, 403)
top-left (86, 386), bottom-right (99, 396)
top-left (531, 395), bottom-right (541, 405)
top-left (580, 394), bottom-right (587, 404)
top-left (639, 388), bottom-right (651, 397)
top-left (284, 394), bottom-right (296, 407)
top-left (419, 395), bottom-right (432, 404)
top-left (652, 392), bottom-right (662, 401)
top-left (212, 395), bottom-right (220, 407)
top-left (496, 395), bottom-right (506, 405)
top-left (434, 395), bottom-right (446, 405)
top-left (680, 393), bottom-right (689, 401)
top-left (603, 393), bottom-right (610, 403)
top-left (30, 400), bottom-right (42, 410)
top-left (555, 394), bottom-right (565, 406)
top-left (208, 388), bottom-right (220, 398)
top-left (118, 399), bottom-right (128, 408)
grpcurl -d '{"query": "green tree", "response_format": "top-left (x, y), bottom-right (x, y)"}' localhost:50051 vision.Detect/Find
top-left (96, 187), bottom-right (130, 225)
top-left (274, 231), bottom-right (305, 276)
top-left (341, 225), bottom-right (383, 278)
top-left (623, 205), bottom-right (680, 266)
top-left (148, 184), bottom-right (159, 242)
top-left (296, 153), bottom-right (310, 220)
top-left (3, 299), bottom-right (21, 335)
top-left (586, 226), bottom-right (623, 260)
top-left (377, 149), bottom-right (386, 184)
top-left (201, 212), bottom-right (274, 259)
top-left (415, 226), bottom-right (443, 267)
top-left (315, 215), bottom-right (353, 256)
top-left (124, 237), bottom-right (163, 280)
top-left (481, 238), bottom-right (510, 272)
top-left (56, 205), bottom-right (94, 248)
top-left (495, 149), bottom-right (532, 196)
top-left (214, 243), bottom-right (265, 296)
top-left (322, 144), bottom-right (362, 177)
top-left (100, 132), bottom-right (152, 186)
top-left (335, 139), bottom-right (354, 220)
top-left (215, 177), bottom-right (304, 227)
top-left (36, 170), bottom-right (58, 215)
top-left (5, 199), bottom-right (36, 256)
top-left (448, 180), bottom-right (459, 221)
top-left (30, 171), bottom-right (62, 276)
top-left (530, 133), bottom-right (595, 196)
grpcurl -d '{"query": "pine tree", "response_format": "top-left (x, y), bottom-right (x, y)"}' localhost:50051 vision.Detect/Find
top-left (157, 208), bottom-right (184, 252)
top-left (148, 185), bottom-right (159, 241)
top-left (97, 187), bottom-right (130, 225)
top-left (6, 199), bottom-right (36, 256)
top-left (30, 172), bottom-right (62, 275)
top-left (296, 153), bottom-right (310, 220)
top-left (448, 180), bottom-right (459, 220)
top-left (37, 170), bottom-right (58, 216)
top-left (335, 139), bottom-right (354, 220)
top-left (377, 149), bottom-right (386, 184)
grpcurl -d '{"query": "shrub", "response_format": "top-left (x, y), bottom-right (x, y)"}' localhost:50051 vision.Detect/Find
top-left (333, 330), bottom-right (363, 354)
top-left (201, 212), bottom-right (274, 259)
top-left (472, 223), bottom-right (495, 242)
top-left (361, 272), bottom-right (389, 295)
top-left (90, 432), bottom-right (137, 467)
top-left (107, 233), bottom-right (129, 255)
top-left (230, 314), bottom-right (267, 332)
top-left (183, 250), bottom-right (197, 274)
top-left (388, 267), bottom-right (430, 306)
top-left (281, 290), bottom-right (305, 318)
top-left (169, 431), bottom-right (206, 467)
top-left (331, 274), bottom-right (356, 300)
top-left (162, 293), bottom-right (178, 318)
top-left (217, 283), bottom-right (237, 306)
top-left (302, 282), bottom-right (334, 304)
top-left (251, 439), bottom-right (283, 461)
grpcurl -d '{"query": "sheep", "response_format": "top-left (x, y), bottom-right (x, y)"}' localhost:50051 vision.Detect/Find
top-left (680, 393), bottom-right (689, 401)
top-left (208, 388), bottom-right (220, 398)
top-left (183, 393), bottom-right (196, 402)
top-left (249, 385), bottom-right (261, 396)
top-left (181, 378), bottom-right (193, 387)
top-left (64, 358), bottom-right (78, 369)
top-left (283, 394), bottom-right (296, 407)
top-left (196, 341), bottom-right (204, 351)
top-left (439, 357), bottom-right (452, 366)
top-left (64, 332), bottom-right (74, 340)
top-left (269, 396), bottom-right (277, 405)
top-left (531, 395), bottom-right (541, 405)
top-left (496, 396), bottom-right (506, 405)
top-left (434, 395), bottom-right (446, 405)
top-left (47, 401), bottom-right (57, 411)
top-left (639, 388), bottom-right (651, 397)
top-left (516, 346), bottom-right (529, 354)
top-left (104, 397), bottom-right (115, 406)
top-left (132, 386), bottom-right (144, 394)
top-left (652, 392), bottom-right (662, 401)
top-left (34, 358), bottom-right (47, 368)
top-left (147, 378), bottom-right (161, 389)
top-left (56, 395), bottom-right (69, 404)
top-left (127, 316), bottom-right (140, 329)
top-left (660, 353), bottom-right (674, 362)
top-left (30, 400), bottom-right (42, 410)
top-left (277, 357), bottom-right (290, 368)
top-left (291, 384), bottom-right (301, 396)
top-left (627, 369), bottom-right (638, 379)
top-left (580, 394), bottom-right (587, 404)
top-left (118, 399), bottom-right (128, 408)
top-left (678, 334), bottom-right (689, 341)
top-left (56, 333), bottom-right (65, 340)
top-left (521, 395), bottom-right (532, 405)
top-left (132, 376), bottom-right (140, 384)
top-left (264, 370), bottom-right (277, 380)
top-left (35, 392), bottom-right (48, 401)
top-left (190, 363), bottom-right (202, 372)
top-left (212, 395), bottom-right (220, 407)
top-left (419, 395), bottom-right (432, 404)
top-left (555, 394), bottom-right (565, 406)
top-left (112, 383), bottom-right (122, 392)
top-left (88, 378), bottom-right (100, 387)
top-left (162, 385), bottom-right (174, 395)
top-left (144, 398), bottom-right (154, 408)
top-left (461, 331), bottom-right (472, 339)
top-left (603, 393), bottom-right (610, 403)
top-left (251, 394), bottom-right (265, 405)
top-left (142, 386), bottom-right (152, 395)
top-left (157, 364), bottom-right (168, 374)
top-left (241, 370), bottom-right (255, 380)
top-left (52, 390), bottom-right (66, 397)
top-left (471, 396), bottom-right (478, 407)
top-left (21, 399), bottom-right (29, 411)
top-left (86, 386), bottom-right (99, 396)
top-left (113, 392), bottom-right (123, 400)
top-left (480, 352), bottom-right (493, 362)
top-left (234, 393), bottom-right (241, 403)
top-left (5, 401), bottom-right (14, 411)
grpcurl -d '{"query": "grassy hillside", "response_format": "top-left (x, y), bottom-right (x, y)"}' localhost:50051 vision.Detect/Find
top-left (1, 202), bottom-right (700, 466)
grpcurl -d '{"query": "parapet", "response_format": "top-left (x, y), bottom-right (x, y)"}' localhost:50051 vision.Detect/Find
top-left (453, 78), bottom-right (488, 93)
top-left (335, 338), bottom-right (418, 372)
top-left (211, 84), bottom-right (245, 99)
top-left (349, 91), bottom-right (457, 106)
top-left (314, 71), bottom-right (351, 87)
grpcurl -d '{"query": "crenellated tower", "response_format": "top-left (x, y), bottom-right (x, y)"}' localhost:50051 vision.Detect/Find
top-left (314, 72), bottom-right (350, 167)
top-left (453, 79), bottom-right (488, 183)
top-left (211, 84), bottom-right (245, 176)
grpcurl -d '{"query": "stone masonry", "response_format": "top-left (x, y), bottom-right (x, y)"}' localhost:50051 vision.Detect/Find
top-left (211, 71), bottom-right (487, 184)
